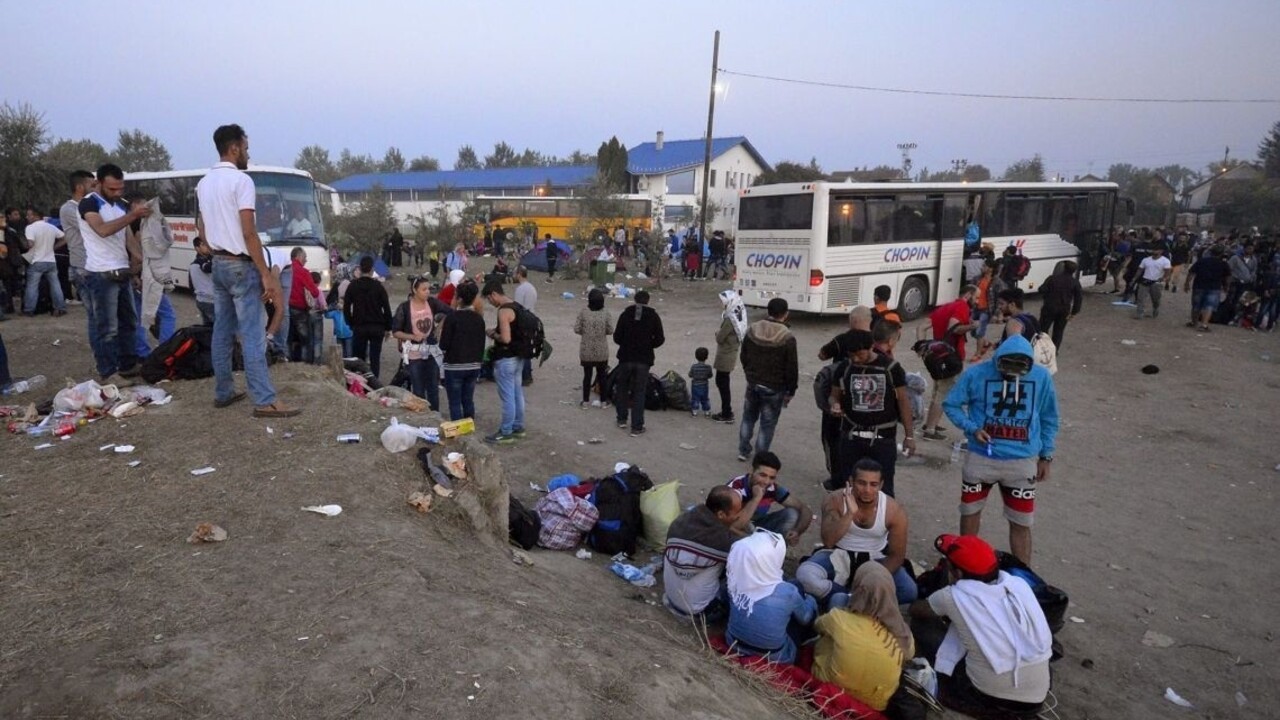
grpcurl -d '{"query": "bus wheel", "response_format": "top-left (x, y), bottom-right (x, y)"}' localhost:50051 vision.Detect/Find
top-left (898, 277), bottom-right (928, 321)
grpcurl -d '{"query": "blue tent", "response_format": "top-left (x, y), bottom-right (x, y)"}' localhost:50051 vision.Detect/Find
top-left (519, 239), bottom-right (574, 273)
top-left (349, 252), bottom-right (390, 278)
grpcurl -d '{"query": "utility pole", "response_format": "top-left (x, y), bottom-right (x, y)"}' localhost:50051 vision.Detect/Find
top-left (951, 158), bottom-right (968, 177)
top-left (699, 30), bottom-right (720, 248)
top-left (897, 142), bottom-right (917, 179)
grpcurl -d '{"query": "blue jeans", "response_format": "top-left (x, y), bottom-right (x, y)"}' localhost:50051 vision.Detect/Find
top-left (82, 271), bottom-right (139, 378)
top-left (691, 384), bottom-right (711, 412)
top-left (754, 507), bottom-right (800, 536)
top-left (133, 289), bottom-right (176, 359)
top-left (24, 261), bottom-right (65, 313)
top-left (212, 257), bottom-right (275, 407)
top-left (738, 384), bottom-right (785, 458)
top-left (796, 550), bottom-right (919, 607)
top-left (71, 269), bottom-right (100, 351)
top-left (408, 356), bottom-right (440, 411)
top-left (444, 368), bottom-right (480, 420)
top-left (272, 267), bottom-right (292, 356)
top-left (494, 356), bottom-right (525, 434)
top-left (973, 310), bottom-right (991, 342)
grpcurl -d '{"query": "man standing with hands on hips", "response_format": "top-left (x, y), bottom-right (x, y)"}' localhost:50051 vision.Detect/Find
top-left (196, 124), bottom-right (299, 418)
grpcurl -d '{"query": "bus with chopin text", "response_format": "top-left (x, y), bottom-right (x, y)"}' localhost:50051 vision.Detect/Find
top-left (733, 181), bottom-right (1118, 319)
top-left (123, 166), bottom-right (331, 290)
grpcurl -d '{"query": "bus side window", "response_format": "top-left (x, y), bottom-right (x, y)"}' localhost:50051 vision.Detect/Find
top-left (865, 198), bottom-right (894, 244)
top-left (982, 192), bottom-right (1005, 235)
top-left (827, 197), bottom-right (865, 245)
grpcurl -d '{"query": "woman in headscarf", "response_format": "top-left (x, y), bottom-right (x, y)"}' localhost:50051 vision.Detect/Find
top-left (573, 288), bottom-right (613, 407)
top-left (712, 289), bottom-right (747, 422)
top-left (724, 530), bottom-right (817, 665)
top-left (436, 268), bottom-right (467, 307)
top-left (811, 562), bottom-right (910, 712)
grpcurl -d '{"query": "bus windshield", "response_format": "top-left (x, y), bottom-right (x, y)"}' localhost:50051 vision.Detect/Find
top-left (253, 172), bottom-right (325, 246)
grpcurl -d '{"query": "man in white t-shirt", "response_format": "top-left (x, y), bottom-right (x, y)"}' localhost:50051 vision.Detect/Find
top-left (22, 207), bottom-right (67, 316)
top-left (1134, 244), bottom-right (1172, 319)
top-left (79, 163), bottom-right (152, 380)
top-left (285, 208), bottom-right (313, 238)
top-left (195, 124), bottom-right (298, 418)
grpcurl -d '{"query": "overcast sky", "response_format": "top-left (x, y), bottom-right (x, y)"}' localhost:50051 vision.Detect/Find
top-left (5, 0), bottom-right (1278, 179)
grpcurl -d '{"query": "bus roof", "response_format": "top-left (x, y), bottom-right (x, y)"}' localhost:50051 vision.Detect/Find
top-left (740, 180), bottom-right (1120, 195)
top-left (474, 193), bottom-right (650, 201)
top-left (123, 165), bottom-right (314, 181)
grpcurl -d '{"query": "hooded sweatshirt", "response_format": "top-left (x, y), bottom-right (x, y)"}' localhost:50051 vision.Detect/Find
top-left (942, 335), bottom-right (1058, 460)
top-left (739, 318), bottom-right (799, 395)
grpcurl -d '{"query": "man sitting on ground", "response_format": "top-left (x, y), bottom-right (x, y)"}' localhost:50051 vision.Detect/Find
top-left (662, 486), bottom-right (745, 622)
top-left (910, 534), bottom-right (1052, 719)
top-left (726, 451), bottom-right (812, 545)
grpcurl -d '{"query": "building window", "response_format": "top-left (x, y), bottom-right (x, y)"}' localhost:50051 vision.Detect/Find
top-left (667, 169), bottom-right (695, 194)
top-left (710, 169), bottom-right (717, 188)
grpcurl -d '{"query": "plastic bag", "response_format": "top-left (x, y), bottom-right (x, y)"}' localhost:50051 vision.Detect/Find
top-left (379, 417), bottom-right (439, 453)
top-left (640, 481), bottom-right (681, 547)
top-left (904, 658), bottom-right (938, 698)
top-left (53, 380), bottom-right (112, 412)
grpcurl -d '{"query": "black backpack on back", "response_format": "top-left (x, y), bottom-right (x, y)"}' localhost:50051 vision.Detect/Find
top-left (510, 303), bottom-right (545, 360)
top-left (912, 340), bottom-right (964, 381)
top-left (587, 467), bottom-right (653, 557)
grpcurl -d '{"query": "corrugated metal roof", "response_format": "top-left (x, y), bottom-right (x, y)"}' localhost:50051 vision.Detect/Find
top-left (331, 165), bottom-right (598, 193)
top-left (626, 136), bottom-right (771, 175)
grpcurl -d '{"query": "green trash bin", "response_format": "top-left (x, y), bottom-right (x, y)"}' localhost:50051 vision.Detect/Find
top-left (590, 260), bottom-right (616, 288)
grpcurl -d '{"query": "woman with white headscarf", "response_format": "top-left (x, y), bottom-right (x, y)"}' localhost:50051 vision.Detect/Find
top-left (711, 290), bottom-right (747, 422)
top-left (725, 529), bottom-right (817, 664)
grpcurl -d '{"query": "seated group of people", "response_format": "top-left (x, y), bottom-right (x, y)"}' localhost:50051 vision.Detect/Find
top-left (662, 451), bottom-right (1054, 719)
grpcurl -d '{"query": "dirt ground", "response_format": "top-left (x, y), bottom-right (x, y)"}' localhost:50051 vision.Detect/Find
top-left (1, 260), bottom-right (1277, 719)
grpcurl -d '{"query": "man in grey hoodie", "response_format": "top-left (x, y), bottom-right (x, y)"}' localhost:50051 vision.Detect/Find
top-left (737, 298), bottom-right (799, 461)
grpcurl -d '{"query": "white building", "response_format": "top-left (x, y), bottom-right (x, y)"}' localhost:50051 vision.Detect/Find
top-left (627, 133), bottom-right (771, 235)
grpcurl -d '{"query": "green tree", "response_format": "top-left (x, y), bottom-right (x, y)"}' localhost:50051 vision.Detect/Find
top-left (566, 149), bottom-right (596, 166)
top-left (336, 149), bottom-right (377, 178)
top-left (1205, 158), bottom-right (1244, 177)
top-left (1151, 164), bottom-right (1199, 192)
top-left (963, 164), bottom-right (993, 182)
top-left (0, 102), bottom-right (60, 211)
top-left (111, 128), bottom-right (172, 171)
top-left (595, 136), bottom-right (628, 192)
top-left (1257, 120), bottom-right (1280, 179)
top-left (454, 144), bottom-right (481, 170)
top-left (379, 146), bottom-right (406, 173)
top-left (824, 163), bottom-right (902, 183)
top-left (295, 144), bottom-right (337, 184)
top-left (408, 154), bottom-right (440, 172)
top-left (484, 141), bottom-right (518, 169)
top-left (1002, 155), bottom-right (1045, 182)
top-left (43, 138), bottom-right (110, 174)
top-left (329, 182), bottom-right (396, 256)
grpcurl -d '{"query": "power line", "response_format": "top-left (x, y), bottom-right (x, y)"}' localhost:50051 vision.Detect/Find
top-left (717, 68), bottom-right (1280, 105)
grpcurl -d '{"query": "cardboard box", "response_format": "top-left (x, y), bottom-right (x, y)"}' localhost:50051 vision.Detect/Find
top-left (440, 418), bottom-right (475, 438)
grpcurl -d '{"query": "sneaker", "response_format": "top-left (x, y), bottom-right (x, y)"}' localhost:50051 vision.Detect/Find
top-left (711, 412), bottom-right (735, 423)
top-left (922, 428), bottom-right (947, 441)
top-left (483, 432), bottom-right (516, 445)
top-left (510, 428), bottom-right (527, 438)
top-left (690, 410), bottom-right (699, 417)
top-left (617, 420), bottom-right (628, 429)
top-left (736, 454), bottom-right (749, 462)
top-left (629, 427), bottom-right (646, 437)
top-left (580, 401), bottom-right (591, 409)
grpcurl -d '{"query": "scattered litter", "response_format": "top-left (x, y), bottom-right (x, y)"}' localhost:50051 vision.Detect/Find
top-left (1069, 616), bottom-right (1085, 624)
top-left (109, 401), bottom-right (143, 418)
top-left (529, 482), bottom-right (547, 493)
top-left (561, 292), bottom-right (575, 299)
top-left (444, 452), bottom-right (467, 479)
top-left (406, 491), bottom-right (433, 513)
top-left (587, 437), bottom-right (603, 444)
top-left (610, 560), bottom-right (657, 587)
top-left (127, 460), bottom-right (140, 467)
top-left (99, 443), bottom-right (115, 451)
top-left (114, 445), bottom-right (135, 454)
top-left (33, 442), bottom-right (53, 450)
top-left (1163, 687), bottom-right (1193, 708)
top-left (301, 504), bottom-right (342, 517)
top-left (297, 636), bottom-right (310, 641)
top-left (266, 427), bottom-right (274, 435)
top-left (575, 548), bottom-right (592, 559)
top-left (52, 339), bottom-right (61, 346)
top-left (440, 418), bottom-right (474, 438)
top-left (511, 549), bottom-right (534, 566)
top-left (1120, 339), bottom-right (1137, 346)
top-left (1141, 364), bottom-right (1160, 375)
top-left (1236, 691), bottom-right (1248, 707)
top-left (1080, 658), bottom-right (1094, 669)
top-left (336, 433), bottom-right (361, 444)
top-left (1107, 563), bottom-right (1125, 571)
top-left (1142, 630), bottom-right (1176, 648)
top-left (187, 522), bottom-right (228, 544)
top-left (380, 417), bottom-right (439, 452)
top-left (190, 467), bottom-right (216, 476)
top-left (577, 440), bottom-right (585, 445)
top-left (283, 432), bottom-right (294, 439)
top-left (432, 483), bottom-right (454, 498)
top-left (678, 443), bottom-right (697, 450)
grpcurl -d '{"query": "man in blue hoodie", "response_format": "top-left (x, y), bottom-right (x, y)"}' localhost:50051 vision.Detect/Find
top-left (942, 334), bottom-right (1058, 565)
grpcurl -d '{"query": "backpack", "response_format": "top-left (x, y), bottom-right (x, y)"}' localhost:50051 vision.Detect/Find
top-left (1012, 254), bottom-right (1031, 281)
top-left (1031, 332), bottom-right (1058, 375)
top-left (660, 370), bottom-right (690, 411)
top-left (141, 325), bottom-right (220, 383)
top-left (912, 340), bottom-right (963, 381)
top-left (587, 467), bottom-right (653, 557)
top-left (508, 496), bottom-right (541, 551)
top-left (510, 303), bottom-right (545, 360)
top-left (645, 373), bottom-right (666, 411)
top-left (813, 361), bottom-right (842, 412)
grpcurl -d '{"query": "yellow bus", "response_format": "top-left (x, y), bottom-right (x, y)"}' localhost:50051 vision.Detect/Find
top-left (473, 194), bottom-right (653, 241)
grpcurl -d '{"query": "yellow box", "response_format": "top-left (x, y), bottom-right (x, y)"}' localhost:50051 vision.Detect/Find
top-left (441, 418), bottom-right (475, 438)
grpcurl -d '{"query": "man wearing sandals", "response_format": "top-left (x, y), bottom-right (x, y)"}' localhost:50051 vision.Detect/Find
top-left (1185, 244), bottom-right (1231, 332)
top-left (196, 124), bottom-right (299, 418)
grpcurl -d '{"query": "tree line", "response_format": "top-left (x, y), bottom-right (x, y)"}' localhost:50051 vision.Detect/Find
top-left (294, 141), bottom-right (608, 185)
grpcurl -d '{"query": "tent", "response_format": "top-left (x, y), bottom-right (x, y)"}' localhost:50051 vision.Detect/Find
top-left (518, 239), bottom-right (574, 273)
top-left (348, 252), bottom-right (390, 278)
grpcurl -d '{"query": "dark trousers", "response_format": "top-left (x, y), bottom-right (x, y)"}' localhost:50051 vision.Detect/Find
top-left (835, 430), bottom-right (898, 496)
top-left (715, 370), bottom-right (733, 416)
top-left (614, 361), bottom-right (650, 431)
top-left (582, 362), bottom-right (608, 403)
top-left (352, 330), bottom-right (385, 380)
top-left (407, 357), bottom-right (440, 411)
top-left (821, 413), bottom-right (842, 485)
top-left (1038, 308), bottom-right (1070, 349)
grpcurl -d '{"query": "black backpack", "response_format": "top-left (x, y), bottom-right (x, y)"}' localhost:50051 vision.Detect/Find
top-left (510, 303), bottom-right (545, 360)
top-left (912, 340), bottom-right (963, 381)
top-left (508, 496), bottom-right (541, 551)
top-left (587, 467), bottom-right (653, 557)
top-left (141, 325), bottom-right (220, 383)
top-left (645, 373), bottom-right (666, 411)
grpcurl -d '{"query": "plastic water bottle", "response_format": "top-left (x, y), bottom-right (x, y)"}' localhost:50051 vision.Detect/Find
top-left (610, 561), bottom-right (656, 587)
top-left (3, 375), bottom-right (46, 395)
top-left (949, 442), bottom-right (964, 464)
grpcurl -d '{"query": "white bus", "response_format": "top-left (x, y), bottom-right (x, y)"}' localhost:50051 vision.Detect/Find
top-left (733, 181), bottom-right (1118, 319)
top-left (123, 166), bottom-right (331, 290)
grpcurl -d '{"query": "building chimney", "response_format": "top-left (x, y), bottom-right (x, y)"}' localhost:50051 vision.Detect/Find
top-left (656, 131), bottom-right (664, 151)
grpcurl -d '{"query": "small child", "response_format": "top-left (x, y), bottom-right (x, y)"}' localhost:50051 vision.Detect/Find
top-left (688, 347), bottom-right (713, 416)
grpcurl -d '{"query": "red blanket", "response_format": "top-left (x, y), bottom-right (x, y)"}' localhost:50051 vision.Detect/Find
top-left (708, 635), bottom-right (888, 720)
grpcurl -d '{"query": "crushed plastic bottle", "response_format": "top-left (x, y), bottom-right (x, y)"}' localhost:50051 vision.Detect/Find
top-left (3, 375), bottom-right (47, 395)
top-left (610, 561), bottom-right (656, 587)
top-left (949, 442), bottom-right (964, 464)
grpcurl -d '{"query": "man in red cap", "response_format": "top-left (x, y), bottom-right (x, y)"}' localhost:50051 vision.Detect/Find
top-left (910, 534), bottom-right (1053, 719)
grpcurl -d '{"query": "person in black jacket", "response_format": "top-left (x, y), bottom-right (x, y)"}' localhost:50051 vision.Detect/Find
top-left (438, 280), bottom-right (486, 420)
top-left (737, 298), bottom-right (799, 461)
top-left (1037, 261), bottom-right (1083, 350)
top-left (343, 255), bottom-right (392, 380)
top-left (612, 289), bottom-right (665, 436)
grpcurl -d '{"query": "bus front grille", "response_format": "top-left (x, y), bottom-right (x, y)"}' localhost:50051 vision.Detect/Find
top-left (826, 276), bottom-right (862, 309)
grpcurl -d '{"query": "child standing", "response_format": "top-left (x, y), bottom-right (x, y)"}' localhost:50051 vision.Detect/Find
top-left (688, 346), bottom-right (713, 416)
